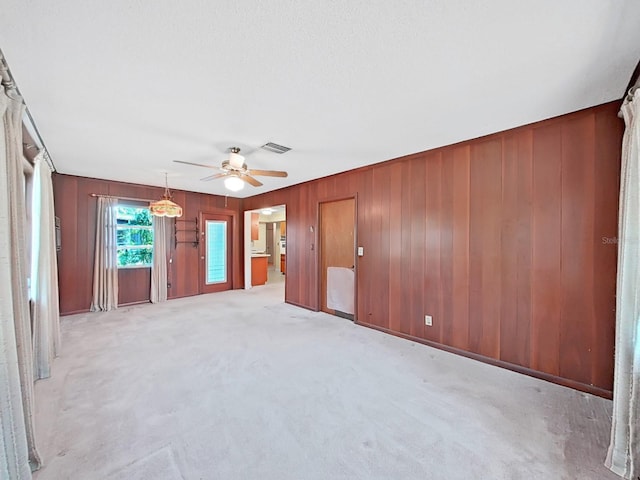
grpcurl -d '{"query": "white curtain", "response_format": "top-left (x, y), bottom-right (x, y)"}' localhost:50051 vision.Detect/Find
top-left (606, 92), bottom-right (640, 479)
top-left (0, 90), bottom-right (40, 477)
top-left (30, 153), bottom-right (61, 380)
top-left (150, 216), bottom-right (168, 303)
top-left (90, 197), bottom-right (119, 311)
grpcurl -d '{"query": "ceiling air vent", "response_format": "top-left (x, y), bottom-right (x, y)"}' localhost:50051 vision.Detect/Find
top-left (261, 142), bottom-right (291, 154)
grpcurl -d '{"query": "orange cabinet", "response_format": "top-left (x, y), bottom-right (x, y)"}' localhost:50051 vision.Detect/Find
top-left (280, 254), bottom-right (286, 275)
top-left (251, 213), bottom-right (259, 241)
top-left (251, 256), bottom-right (268, 286)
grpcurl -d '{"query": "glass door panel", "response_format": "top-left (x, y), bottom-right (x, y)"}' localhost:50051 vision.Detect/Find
top-left (206, 220), bottom-right (227, 284)
top-left (200, 213), bottom-right (233, 294)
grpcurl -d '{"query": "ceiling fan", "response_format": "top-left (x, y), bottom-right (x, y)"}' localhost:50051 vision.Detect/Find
top-left (173, 147), bottom-right (288, 191)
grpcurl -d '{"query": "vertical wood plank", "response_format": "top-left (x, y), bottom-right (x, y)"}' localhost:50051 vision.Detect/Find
top-left (451, 145), bottom-right (470, 351)
top-left (591, 104), bottom-right (621, 390)
top-left (79, 178), bottom-right (104, 310)
top-left (469, 139), bottom-right (502, 358)
top-left (515, 130), bottom-right (533, 368)
top-left (500, 134), bottom-right (520, 365)
top-left (378, 167), bottom-right (391, 329)
top-left (559, 115), bottom-right (595, 385)
top-left (53, 175), bottom-right (78, 313)
top-left (388, 164), bottom-right (403, 332)
top-left (287, 186), bottom-right (301, 305)
top-left (410, 157), bottom-right (426, 338)
top-left (360, 168), bottom-right (374, 324)
top-left (297, 183), bottom-right (309, 307)
top-left (439, 149), bottom-right (455, 346)
top-left (424, 153), bottom-right (441, 342)
top-left (399, 160), bottom-right (413, 335)
top-left (306, 181), bottom-right (319, 310)
top-left (531, 124), bottom-right (563, 376)
top-left (371, 165), bottom-right (391, 328)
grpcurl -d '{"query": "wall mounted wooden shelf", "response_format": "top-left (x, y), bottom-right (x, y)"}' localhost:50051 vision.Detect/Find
top-left (174, 217), bottom-right (199, 248)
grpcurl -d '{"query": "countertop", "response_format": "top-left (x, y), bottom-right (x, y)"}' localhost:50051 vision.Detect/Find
top-left (251, 254), bottom-right (271, 258)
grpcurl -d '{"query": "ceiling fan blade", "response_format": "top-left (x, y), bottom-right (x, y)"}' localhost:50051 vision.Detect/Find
top-left (173, 160), bottom-right (219, 170)
top-left (247, 169), bottom-right (288, 178)
top-left (241, 174), bottom-right (263, 187)
top-left (200, 172), bottom-right (228, 182)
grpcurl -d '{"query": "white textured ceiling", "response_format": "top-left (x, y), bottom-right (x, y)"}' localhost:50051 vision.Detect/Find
top-left (1, 1), bottom-right (639, 198)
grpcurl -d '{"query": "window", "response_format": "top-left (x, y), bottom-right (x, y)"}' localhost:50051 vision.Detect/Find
top-left (23, 157), bottom-right (34, 295)
top-left (116, 205), bottom-right (153, 268)
top-left (205, 220), bottom-right (227, 284)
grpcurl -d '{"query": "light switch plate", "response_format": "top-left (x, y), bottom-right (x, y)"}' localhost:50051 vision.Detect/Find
top-left (358, 246), bottom-right (364, 256)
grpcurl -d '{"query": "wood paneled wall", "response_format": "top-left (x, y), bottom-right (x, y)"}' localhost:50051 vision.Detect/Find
top-left (244, 101), bottom-right (623, 396)
top-left (53, 102), bottom-right (622, 395)
top-left (53, 175), bottom-right (244, 315)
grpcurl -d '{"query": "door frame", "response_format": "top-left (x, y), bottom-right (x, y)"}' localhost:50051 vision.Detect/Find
top-left (243, 206), bottom-right (287, 291)
top-left (316, 194), bottom-right (358, 321)
top-left (199, 209), bottom-right (237, 293)
top-left (244, 210), bottom-right (253, 290)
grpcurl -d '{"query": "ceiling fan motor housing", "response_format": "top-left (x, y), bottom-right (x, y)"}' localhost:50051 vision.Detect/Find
top-left (221, 159), bottom-right (246, 172)
top-left (228, 150), bottom-right (245, 169)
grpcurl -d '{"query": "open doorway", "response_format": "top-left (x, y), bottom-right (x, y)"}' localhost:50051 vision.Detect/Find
top-left (244, 205), bottom-right (286, 296)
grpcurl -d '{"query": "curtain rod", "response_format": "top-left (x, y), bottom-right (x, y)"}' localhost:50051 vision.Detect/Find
top-left (0, 48), bottom-right (57, 173)
top-left (90, 193), bottom-right (156, 203)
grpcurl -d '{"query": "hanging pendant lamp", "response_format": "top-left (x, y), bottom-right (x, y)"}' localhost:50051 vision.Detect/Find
top-left (150, 173), bottom-right (183, 217)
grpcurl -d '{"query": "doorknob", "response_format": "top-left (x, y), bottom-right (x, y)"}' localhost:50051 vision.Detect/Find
top-left (201, 256), bottom-right (205, 260)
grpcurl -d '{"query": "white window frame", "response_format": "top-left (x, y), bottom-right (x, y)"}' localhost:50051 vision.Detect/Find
top-left (116, 204), bottom-right (154, 269)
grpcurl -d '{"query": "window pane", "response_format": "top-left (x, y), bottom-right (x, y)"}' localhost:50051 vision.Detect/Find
top-left (117, 228), bottom-right (130, 246)
top-left (117, 247), bottom-right (153, 267)
top-left (206, 220), bottom-right (227, 284)
top-left (116, 205), bottom-right (153, 267)
top-left (117, 206), bottom-right (152, 226)
top-left (117, 227), bottom-right (153, 246)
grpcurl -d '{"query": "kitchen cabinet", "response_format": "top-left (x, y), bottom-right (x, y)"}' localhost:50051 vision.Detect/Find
top-left (280, 221), bottom-right (286, 237)
top-left (280, 254), bottom-right (286, 275)
top-left (251, 255), bottom-right (269, 286)
top-left (251, 213), bottom-right (259, 241)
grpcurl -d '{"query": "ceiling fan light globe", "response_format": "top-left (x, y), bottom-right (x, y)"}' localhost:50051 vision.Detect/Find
top-left (228, 152), bottom-right (245, 169)
top-left (224, 176), bottom-right (245, 192)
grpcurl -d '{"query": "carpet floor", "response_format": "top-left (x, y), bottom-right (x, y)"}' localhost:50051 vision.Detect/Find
top-left (33, 281), bottom-right (618, 480)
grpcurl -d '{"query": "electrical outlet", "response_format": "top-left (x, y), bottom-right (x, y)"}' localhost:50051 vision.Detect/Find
top-left (425, 315), bottom-right (433, 326)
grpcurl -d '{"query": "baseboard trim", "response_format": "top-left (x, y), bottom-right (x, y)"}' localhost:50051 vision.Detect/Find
top-left (61, 300), bottom-right (150, 316)
top-left (286, 300), bottom-right (317, 311)
top-left (60, 308), bottom-right (90, 316)
top-left (355, 321), bottom-right (613, 400)
top-left (118, 300), bottom-right (150, 307)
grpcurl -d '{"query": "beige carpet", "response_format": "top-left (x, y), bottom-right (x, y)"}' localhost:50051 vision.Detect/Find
top-left (33, 280), bottom-right (618, 480)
